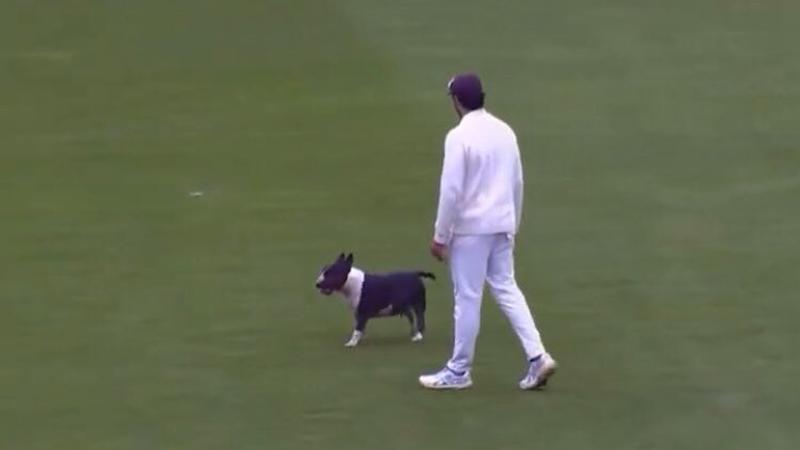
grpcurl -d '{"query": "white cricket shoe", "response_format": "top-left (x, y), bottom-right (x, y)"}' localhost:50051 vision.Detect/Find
top-left (411, 332), bottom-right (424, 343)
top-left (419, 367), bottom-right (473, 390)
top-left (519, 353), bottom-right (558, 390)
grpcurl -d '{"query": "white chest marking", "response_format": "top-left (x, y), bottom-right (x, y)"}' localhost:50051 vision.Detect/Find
top-left (338, 268), bottom-right (365, 310)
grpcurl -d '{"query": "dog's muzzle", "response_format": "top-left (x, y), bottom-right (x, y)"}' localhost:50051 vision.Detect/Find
top-left (316, 283), bottom-right (333, 295)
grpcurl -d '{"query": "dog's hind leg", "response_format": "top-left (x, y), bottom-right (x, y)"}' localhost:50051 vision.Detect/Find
top-left (401, 309), bottom-right (419, 339)
top-left (411, 292), bottom-right (426, 340)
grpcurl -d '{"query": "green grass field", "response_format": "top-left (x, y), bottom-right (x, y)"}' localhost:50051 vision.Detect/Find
top-left (2, 1), bottom-right (799, 449)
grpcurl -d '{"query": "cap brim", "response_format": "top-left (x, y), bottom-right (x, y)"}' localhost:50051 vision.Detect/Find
top-left (446, 77), bottom-right (455, 94)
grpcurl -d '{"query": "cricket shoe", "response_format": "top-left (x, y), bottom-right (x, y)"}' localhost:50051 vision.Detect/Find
top-left (519, 353), bottom-right (558, 390)
top-left (419, 367), bottom-right (473, 390)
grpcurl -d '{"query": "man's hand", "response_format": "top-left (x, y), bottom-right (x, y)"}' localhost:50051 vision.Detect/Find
top-left (430, 240), bottom-right (448, 262)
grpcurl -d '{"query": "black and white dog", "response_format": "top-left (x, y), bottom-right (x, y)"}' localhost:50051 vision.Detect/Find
top-left (315, 253), bottom-right (435, 347)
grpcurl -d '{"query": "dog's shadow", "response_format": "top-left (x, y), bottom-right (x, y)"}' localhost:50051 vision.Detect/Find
top-left (307, 330), bottom-right (425, 349)
top-left (352, 335), bottom-right (418, 347)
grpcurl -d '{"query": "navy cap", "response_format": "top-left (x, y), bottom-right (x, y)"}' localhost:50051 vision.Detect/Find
top-left (447, 73), bottom-right (485, 110)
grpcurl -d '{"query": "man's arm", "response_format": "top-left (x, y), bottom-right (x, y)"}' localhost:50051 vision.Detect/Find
top-left (433, 132), bottom-right (466, 244)
top-left (513, 146), bottom-right (524, 233)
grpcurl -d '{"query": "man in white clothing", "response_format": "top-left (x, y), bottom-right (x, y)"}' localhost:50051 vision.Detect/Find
top-left (419, 73), bottom-right (557, 390)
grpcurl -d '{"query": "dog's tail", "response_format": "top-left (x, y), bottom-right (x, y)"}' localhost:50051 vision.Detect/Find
top-left (417, 271), bottom-right (436, 281)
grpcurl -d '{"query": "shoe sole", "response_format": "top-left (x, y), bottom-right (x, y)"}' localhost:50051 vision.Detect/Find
top-left (419, 379), bottom-right (473, 390)
top-left (521, 361), bottom-right (558, 391)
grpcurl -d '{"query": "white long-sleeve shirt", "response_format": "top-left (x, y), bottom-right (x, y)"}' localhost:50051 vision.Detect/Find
top-left (434, 109), bottom-right (524, 244)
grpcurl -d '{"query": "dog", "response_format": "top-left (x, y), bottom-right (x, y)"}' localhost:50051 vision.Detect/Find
top-left (315, 253), bottom-right (435, 347)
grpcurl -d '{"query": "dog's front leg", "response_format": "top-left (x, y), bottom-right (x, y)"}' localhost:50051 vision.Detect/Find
top-left (345, 314), bottom-right (367, 347)
top-left (344, 330), bottom-right (363, 347)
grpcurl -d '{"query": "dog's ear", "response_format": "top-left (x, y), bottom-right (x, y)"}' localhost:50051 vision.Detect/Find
top-left (338, 252), bottom-right (345, 261)
top-left (346, 253), bottom-right (354, 264)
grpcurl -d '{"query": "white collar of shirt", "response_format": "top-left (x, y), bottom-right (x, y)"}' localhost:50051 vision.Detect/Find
top-left (459, 108), bottom-right (487, 123)
top-left (339, 267), bottom-right (365, 309)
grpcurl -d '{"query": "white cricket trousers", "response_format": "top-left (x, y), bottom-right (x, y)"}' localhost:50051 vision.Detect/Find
top-left (446, 233), bottom-right (545, 374)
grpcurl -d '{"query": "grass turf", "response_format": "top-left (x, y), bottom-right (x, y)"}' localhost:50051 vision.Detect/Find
top-left (1, 1), bottom-right (799, 449)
